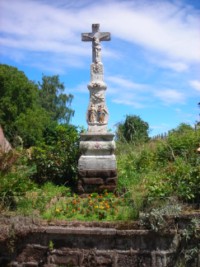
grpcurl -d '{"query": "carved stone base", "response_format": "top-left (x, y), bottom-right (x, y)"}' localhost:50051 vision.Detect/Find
top-left (78, 169), bottom-right (117, 193)
top-left (78, 133), bottom-right (117, 194)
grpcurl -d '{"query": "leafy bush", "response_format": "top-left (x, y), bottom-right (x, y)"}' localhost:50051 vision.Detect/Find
top-left (0, 150), bottom-right (37, 209)
top-left (30, 124), bottom-right (79, 186)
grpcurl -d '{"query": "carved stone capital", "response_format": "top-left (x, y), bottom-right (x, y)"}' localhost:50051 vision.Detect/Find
top-left (87, 81), bottom-right (107, 90)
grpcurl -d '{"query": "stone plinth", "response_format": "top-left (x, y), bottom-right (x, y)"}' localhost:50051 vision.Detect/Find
top-left (78, 133), bottom-right (117, 193)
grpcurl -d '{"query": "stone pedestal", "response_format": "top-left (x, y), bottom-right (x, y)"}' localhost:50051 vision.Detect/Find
top-left (78, 133), bottom-right (117, 193)
top-left (78, 24), bottom-right (117, 193)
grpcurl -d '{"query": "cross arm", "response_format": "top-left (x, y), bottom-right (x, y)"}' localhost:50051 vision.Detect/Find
top-left (82, 33), bottom-right (93, 42)
top-left (99, 32), bottom-right (111, 41)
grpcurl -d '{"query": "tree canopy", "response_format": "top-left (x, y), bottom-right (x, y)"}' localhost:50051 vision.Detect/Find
top-left (0, 64), bottom-right (74, 147)
top-left (116, 115), bottom-right (149, 144)
top-left (38, 75), bottom-right (74, 124)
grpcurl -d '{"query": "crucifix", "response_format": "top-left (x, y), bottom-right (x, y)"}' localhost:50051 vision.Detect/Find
top-left (82, 24), bottom-right (111, 63)
top-left (78, 24), bottom-right (117, 194)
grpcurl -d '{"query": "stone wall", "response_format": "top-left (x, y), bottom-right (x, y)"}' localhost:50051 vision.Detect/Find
top-left (0, 216), bottom-right (199, 267)
top-left (0, 126), bottom-right (12, 153)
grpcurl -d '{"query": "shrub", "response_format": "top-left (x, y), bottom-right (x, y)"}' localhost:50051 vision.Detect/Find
top-left (30, 124), bottom-right (79, 186)
top-left (0, 150), bottom-right (37, 209)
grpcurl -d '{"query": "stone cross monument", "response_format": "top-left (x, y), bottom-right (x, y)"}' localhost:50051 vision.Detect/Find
top-left (78, 24), bottom-right (117, 194)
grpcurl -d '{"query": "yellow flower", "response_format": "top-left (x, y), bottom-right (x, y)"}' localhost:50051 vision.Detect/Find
top-left (56, 208), bottom-right (60, 213)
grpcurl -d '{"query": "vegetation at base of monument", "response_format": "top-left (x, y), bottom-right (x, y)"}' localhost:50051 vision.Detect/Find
top-left (30, 124), bottom-right (79, 186)
top-left (41, 191), bottom-right (129, 221)
top-left (0, 180), bottom-right (130, 221)
top-left (1, 122), bottom-right (199, 223)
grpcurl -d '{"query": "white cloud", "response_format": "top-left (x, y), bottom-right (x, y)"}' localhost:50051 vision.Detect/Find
top-left (105, 75), bottom-right (150, 108)
top-left (112, 97), bottom-right (145, 108)
top-left (107, 76), bottom-right (147, 90)
top-left (95, 1), bottom-right (200, 63)
top-left (0, 0), bottom-right (199, 71)
top-left (189, 80), bottom-right (200, 91)
top-left (154, 89), bottom-right (185, 105)
top-left (71, 82), bottom-right (88, 94)
top-left (151, 59), bottom-right (189, 72)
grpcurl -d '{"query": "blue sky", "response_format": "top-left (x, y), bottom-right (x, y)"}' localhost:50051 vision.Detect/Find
top-left (0, 0), bottom-right (200, 136)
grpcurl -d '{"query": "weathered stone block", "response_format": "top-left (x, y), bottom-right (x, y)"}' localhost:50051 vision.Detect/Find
top-left (82, 178), bottom-right (104, 185)
top-left (106, 177), bottom-right (117, 185)
top-left (110, 169), bottom-right (117, 177)
top-left (78, 170), bottom-right (86, 177)
top-left (15, 244), bottom-right (47, 264)
top-left (85, 170), bottom-right (116, 179)
top-left (48, 249), bottom-right (80, 266)
top-left (78, 155), bottom-right (117, 171)
top-left (86, 170), bottom-right (99, 177)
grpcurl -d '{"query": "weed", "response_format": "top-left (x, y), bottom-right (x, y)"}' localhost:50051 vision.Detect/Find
top-left (48, 240), bottom-right (54, 251)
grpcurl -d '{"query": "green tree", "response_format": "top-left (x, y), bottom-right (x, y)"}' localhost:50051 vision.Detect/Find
top-left (38, 75), bottom-right (74, 123)
top-left (14, 107), bottom-right (51, 147)
top-left (0, 65), bottom-right (76, 147)
top-left (116, 115), bottom-right (149, 144)
top-left (0, 64), bottom-right (51, 146)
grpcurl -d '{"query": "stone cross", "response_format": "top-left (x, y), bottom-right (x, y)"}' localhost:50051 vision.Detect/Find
top-left (82, 24), bottom-right (111, 63)
top-left (78, 24), bottom-right (117, 194)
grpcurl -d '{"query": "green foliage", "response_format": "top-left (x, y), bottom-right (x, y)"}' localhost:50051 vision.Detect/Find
top-left (0, 150), bottom-right (37, 209)
top-left (15, 107), bottom-right (51, 147)
top-left (0, 150), bottom-right (19, 173)
top-left (140, 202), bottom-right (182, 232)
top-left (30, 124), bottom-right (79, 185)
top-left (48, 240), bottom-right (54, 251)
top-left (116, 115), bottom-right (149, 144)
top-left (117, 124), bottom-right (200, 204)
top-left (42, 192), bottom-right (126, 221)
top-left (38, 75), bottom-right (74, 123)
top-left (176, 217), bottom-right (200, 266)
top-left (15, 182), bottom-right (71, 215)
top-left (0, 64), bottom-right (42, 145)
top-left (0, 65), bottom-right (75, 147)
top-left (13, 187), bottom-right (128, 222)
